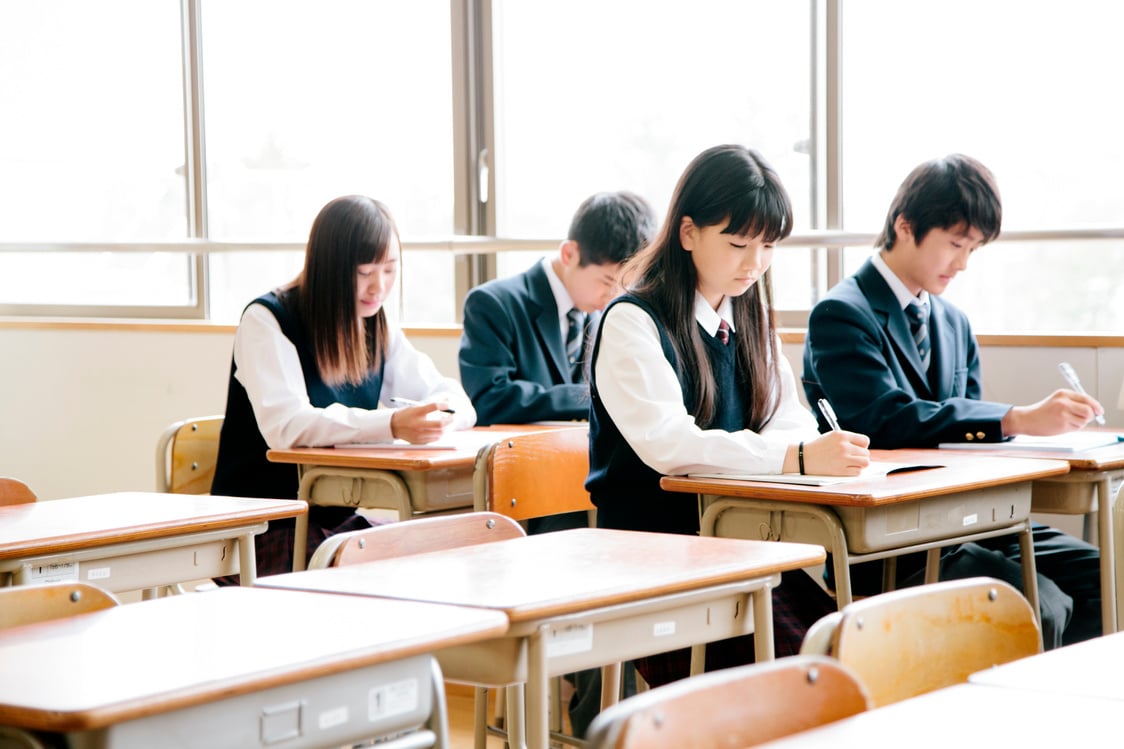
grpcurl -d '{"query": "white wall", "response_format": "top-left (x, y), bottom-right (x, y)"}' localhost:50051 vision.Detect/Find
top-left (3, 326), bottom-right (1122, 510)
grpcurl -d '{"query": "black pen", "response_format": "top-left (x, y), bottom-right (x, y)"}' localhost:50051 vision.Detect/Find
top-left (388, 397), bottom-right (456, 414)
top-left (817, 398), bottom-right (842, 432)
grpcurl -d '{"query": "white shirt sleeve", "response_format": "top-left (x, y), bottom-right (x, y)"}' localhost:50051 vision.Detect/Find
top-left (232, 304), bottom-right (476, 449)
top-left (593, 302), bottom-right (817, 476)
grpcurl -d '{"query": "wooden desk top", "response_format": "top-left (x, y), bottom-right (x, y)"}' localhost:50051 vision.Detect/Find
top-left (660, 449), bottom-right (1069, 508)
top-left (0, 586), bottom-right (508, 732)
top-left (970, 630), bottom-right (1124, 700)
top-left (0, 492), bottom-right (306, 561)
top-left (258, 528), bottom-right (825, 623)
top-left (754, 684), bottom-right (1115, 746)
top-left (266, 424), bottom-right (577, 470)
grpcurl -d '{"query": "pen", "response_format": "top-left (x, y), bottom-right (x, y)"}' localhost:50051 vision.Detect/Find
top-left (817, 398), bottom-right (842, 432)
top-left (388, 397), bottom-right (456, 414)
top-left (1058, 362), bottom-right (1106, 426)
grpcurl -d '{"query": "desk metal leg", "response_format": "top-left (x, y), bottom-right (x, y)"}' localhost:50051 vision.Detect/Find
top-left (601, 662), bottom-right (623, 711)
top-left (1098, 477), bottom-right (1118, 633)
top-left (428, 658), bottom-right (452, 749)
top-left (1016, 519), bottom-right (1043, 649)
top-left (752, 586), bottom-right (775, 661)
top-left (238, 534), bottom-right (257, 586)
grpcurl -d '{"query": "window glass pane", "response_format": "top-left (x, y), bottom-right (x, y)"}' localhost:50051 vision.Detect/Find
top-left (0, 1), bottom-right (189, 305)
top-left (840, 1), bottom-right (1124, 330)
top-left (201, 0), bottom-right (454, 322)
top-left (492, 1), bottom-right (813, 310)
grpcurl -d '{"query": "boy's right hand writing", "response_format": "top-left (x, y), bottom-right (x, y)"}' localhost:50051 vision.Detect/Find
top-left (390, 403), bottom-right (453, 444)
top-left (801, 430), bottom-right (871, 476)
top-left (1002, 389), bottom-right (1104, 436)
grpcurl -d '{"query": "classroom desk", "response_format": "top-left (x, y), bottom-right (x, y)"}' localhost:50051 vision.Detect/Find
top-left (660, 450), bottom-right (1070, 621)
top-left (970, 629), bottom-right (1124, 701)
top-left (0, 586), bottom-right (508, 749)
top-left (753, 683), bottom-right (1116, 747)
top-left (267, 425), bottom-right (566, 570)
top-left (938, 439), bottom-right (1124, 634)
top-left (257, 527), bottom-right (826, 749)
top-left (0, 492), bottom-right (305, 592)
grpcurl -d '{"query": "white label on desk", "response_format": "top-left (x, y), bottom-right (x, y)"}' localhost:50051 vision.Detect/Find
top-left (368, 678), bottom-right (419, 721)
top-left (85, 566), bottom-right (111, 580)
top-left (547, 623), bottom-right (594, 657)
top-left (653, 621), bottom-right (677, 637)
top-left (318, 705), bottom-right (348, 730)
top-left (962, 513), bottom-right (978, 527)
top-left (28, 562), bottom-right (78, 583)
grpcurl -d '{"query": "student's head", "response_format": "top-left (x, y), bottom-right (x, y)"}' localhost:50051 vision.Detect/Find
top-left (876, 154), bottom-right (1002, 295)
top-left (294, 195), bottom-right (401, 384)
top-left (557, 191), bottom-right (656, 313)
top-left (626, 144), bottom-right (793, 430)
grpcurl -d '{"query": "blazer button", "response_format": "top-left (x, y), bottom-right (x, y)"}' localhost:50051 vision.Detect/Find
top-left (965, 433), bottom-right (974, 441)
top-left (976, 431), bottom-right (986, 440)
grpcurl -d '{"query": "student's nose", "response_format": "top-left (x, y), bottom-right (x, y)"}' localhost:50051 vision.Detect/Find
top-left (744, 247), bottom-right (766, 272)
top-left (953, 247), bottom-right (971, 271)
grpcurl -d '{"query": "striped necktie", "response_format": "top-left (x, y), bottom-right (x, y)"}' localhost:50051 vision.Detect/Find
top-left (565, 308), bottom-right (585, 382)
top-left (716, 319), bottom-right (731, 345)
top-left (905, 301), bottom-right (931, 370)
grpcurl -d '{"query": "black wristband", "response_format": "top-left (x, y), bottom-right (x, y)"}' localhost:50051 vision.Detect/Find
top-left (798, 441), bottom-right (805, 475)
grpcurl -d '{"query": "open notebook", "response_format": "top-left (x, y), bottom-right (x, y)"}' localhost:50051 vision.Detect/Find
top-left (688, 460), bottom-right (942, 487)
top-left (938, 432), bottom-right (1124, 454)
top-left (333, 429), bottom-right (527, 451)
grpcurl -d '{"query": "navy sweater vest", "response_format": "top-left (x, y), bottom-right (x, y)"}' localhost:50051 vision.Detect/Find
top-left (211, 291), bottom-right (385, 527)
top-left (587, 295), bottom-right (747, 535)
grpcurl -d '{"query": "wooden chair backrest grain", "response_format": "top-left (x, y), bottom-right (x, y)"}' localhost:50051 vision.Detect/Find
top-left (587, 655), bottom-right (870, 749)
top-left (308, 511), bottom-right (526, 569)
top-left (0, 477), bottom-right (37, 506)
top-left (801, 576), bottom-right (1041, 707)
top-left (0, 582), bottom-right (120, 629)
top-left (155, 416), bottom-right (224, 494)
top-left (474, 426), bottom-right (594, 521)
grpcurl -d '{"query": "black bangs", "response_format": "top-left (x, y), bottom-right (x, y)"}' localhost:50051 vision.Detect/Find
top-left (721, 182), bottom-right (793, 244)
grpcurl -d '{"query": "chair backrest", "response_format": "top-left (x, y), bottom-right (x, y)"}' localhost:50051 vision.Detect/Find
top-left (308, 511), bottom-right (526, 569)
top-left (474, 426), bottom-right (594, 521)
top-left (587, 655), bottom-right (870, 749)
top-left (0, 477), bottom-right (37, 506)
top-left (800, 576), bottom-right (1041, 707)
top-left (0, 582), bottom-right (120, 629)
top-left (155, 415), bottom-right (224, 494)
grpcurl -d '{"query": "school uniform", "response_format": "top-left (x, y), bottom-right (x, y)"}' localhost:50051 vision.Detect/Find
top-left (802, 256), bottom-right (1101, 647)
top-left (212, 289), bottom-right (475, 577)
top-left (589, 293), bottom-right (838, 687)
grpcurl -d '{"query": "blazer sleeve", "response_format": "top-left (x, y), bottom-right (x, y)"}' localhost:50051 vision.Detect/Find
top-left (459, 285), bottom-right (588, 426)
top-left (805, 297), bottom-right (1010, 448)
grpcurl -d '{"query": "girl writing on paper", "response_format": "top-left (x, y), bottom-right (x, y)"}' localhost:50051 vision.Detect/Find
top-left (212, 195), bottom-right (475, 576)
top-left (586, 144), bottom-right (869, 685)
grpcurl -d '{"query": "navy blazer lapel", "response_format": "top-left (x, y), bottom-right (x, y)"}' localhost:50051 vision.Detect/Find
top-left (526, 263), bottom-right (569, 380)
top-left (928, 296), bottom-right (956, 399)
top-left (854, 260), bottom-right (933, 396)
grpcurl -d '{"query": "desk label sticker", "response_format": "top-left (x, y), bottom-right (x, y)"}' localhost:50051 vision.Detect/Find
top-left (318, 705), bottom-right (348, 730)
top-left (653, 621), bottom-right (677, 637)
top-left (368, 678), bottom-right (419, 721)
top-left (547, 623), bottom-right (594, 657)
top-left (28, 562), bottom-right (78, 583)
top-left (962, 513), bottom-right (978, 527)
top-left (85, 566), bottom-right (111, 580)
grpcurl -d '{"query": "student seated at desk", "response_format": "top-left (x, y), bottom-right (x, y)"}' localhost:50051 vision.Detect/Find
top-left (212, 195), bottom-right (475, 577)
top-left (588, 144), bottom-right (871, 686)
top-left (802, 154), bottom-right (1102, 647)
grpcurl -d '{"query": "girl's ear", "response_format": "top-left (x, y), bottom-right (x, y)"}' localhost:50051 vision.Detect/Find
top-left (679, 216), bottom-right (696, 251)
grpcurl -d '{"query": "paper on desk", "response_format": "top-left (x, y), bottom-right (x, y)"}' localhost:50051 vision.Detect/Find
top-left (938, 432), bottom-right (1123, 453)
top-left (688, 460), bottom-right (942, 487)
top-left (332, 429), bottom-right (529, 451)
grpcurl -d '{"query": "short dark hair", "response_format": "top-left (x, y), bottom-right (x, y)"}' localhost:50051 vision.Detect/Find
top-left (877, 153), bottom-right (1002, 251)
top-left (567, 191), bottom-right (656, 266)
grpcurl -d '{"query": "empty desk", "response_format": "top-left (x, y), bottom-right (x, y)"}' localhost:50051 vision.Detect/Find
top-left (970, 629), bottom-right (1124, 701)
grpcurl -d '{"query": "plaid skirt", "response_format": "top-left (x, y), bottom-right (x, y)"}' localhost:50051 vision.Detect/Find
top-left (633, 569), bottom-right (836, 688)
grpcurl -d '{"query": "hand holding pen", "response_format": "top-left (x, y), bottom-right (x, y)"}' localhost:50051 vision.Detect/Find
top-left (1058, 362), bottom-right (1106, 426)
top-left (794, 398), bottom-right (869, 476)
top-left (388, 397), bottom-right (455, 444)
top-left (389, 396), bottom-right (456, 414)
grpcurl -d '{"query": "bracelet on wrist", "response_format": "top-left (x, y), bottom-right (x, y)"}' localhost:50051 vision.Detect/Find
top-left (798, 441), bottom-right (806, 475)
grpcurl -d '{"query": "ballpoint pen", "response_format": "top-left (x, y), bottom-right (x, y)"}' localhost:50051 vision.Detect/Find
top-left (1058, 362), bottom-right (1106, 426)
top-left (817, 398), bottom-right (843, 432)
top-left (388, 397), bottom-right (456, 414)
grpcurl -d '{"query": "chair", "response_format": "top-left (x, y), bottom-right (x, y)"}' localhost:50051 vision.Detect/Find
top-left (308, 511), bottom-right (525, 749)
top-left (155, 415), bottom-right (224, 494)
top-left (586, 655), bottom-right (871, 749)
top-left (0, 581), bottom-right (120, 629)
top-left (800, 576), bottom-right (1041, 707)
top-left (0, 477), bottom-right (37, 506)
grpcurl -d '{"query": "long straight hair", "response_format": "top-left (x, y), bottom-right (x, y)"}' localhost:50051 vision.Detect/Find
top-left (285, 195), bottom-right (397, 385)
top-left (624, 145), bottom-right (793, 429)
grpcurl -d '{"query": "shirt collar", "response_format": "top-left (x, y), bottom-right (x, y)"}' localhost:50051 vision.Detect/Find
top-left (871, 251), bottom-right (930, 312)
top-left (542, 257), bottom-right (578, 322)
top-left (694, 292), bottom-right (735, 336)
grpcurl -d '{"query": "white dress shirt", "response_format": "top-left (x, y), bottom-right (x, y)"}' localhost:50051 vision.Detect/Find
top-left (593, 292), bottom-right (817, 476)
top-left (233, 303), bottom-right (476, 449)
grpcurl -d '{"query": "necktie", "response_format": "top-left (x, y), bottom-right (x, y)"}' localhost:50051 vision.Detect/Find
top-left (716, 319), bottom-right (731, 345)
top-left (905, 301), bottom-right (931, 370)
top-left (566, 308), bottom-right (585, 382)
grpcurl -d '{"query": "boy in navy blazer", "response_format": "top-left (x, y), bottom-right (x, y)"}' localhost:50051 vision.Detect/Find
top-left (803, 154), bottom-right (1103, 648)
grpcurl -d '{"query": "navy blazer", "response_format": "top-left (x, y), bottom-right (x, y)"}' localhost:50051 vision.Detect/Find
top-left (802, 258), bottom-right (1010, 448)
top-left (459, 262), bottom-right (592, 426)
